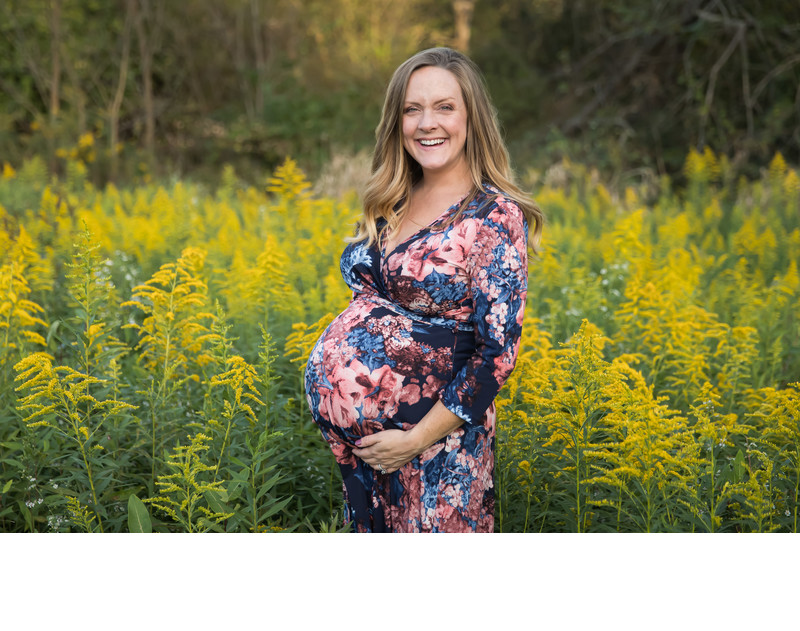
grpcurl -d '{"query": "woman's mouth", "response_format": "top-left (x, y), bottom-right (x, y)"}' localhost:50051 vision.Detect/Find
top-left (418, 138), bottom-right (446, 146)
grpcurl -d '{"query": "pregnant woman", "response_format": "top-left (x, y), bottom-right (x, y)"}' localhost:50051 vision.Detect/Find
top-left (304, 47), bottom-right (543, 532)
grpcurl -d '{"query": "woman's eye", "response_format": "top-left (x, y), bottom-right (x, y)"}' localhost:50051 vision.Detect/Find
top-left (404, 106), bottom-right (418, 114)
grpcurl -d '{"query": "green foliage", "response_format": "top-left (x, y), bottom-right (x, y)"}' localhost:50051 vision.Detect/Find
top-left (1, 152), bottom-right (798, 533)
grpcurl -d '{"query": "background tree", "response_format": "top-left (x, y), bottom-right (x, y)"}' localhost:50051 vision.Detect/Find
top-left (1, 0), bottom-right (798, 185)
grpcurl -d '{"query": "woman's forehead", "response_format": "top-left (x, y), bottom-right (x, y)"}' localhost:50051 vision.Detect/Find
top-left (404, 66), bottom-right (464, 102)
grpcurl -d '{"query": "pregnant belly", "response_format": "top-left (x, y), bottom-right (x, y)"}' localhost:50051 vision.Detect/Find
top-left (304, 296), bottom-right (468, 440)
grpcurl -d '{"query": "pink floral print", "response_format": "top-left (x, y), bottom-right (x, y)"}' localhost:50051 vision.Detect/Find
top-left (305, 186), bottom-right (528, 532)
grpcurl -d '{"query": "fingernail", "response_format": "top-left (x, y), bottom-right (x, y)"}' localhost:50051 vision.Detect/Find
top-left (354, 439), bottom-right (361, 447)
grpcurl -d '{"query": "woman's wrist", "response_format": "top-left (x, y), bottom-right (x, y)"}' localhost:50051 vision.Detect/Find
top-left (404, 401), bottom-right (464, 455)
top-left (404, 424), bottom-right (429, 457)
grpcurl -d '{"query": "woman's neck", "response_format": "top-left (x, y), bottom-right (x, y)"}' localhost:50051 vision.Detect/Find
top-left (416, 161), bottom-right (473, 198)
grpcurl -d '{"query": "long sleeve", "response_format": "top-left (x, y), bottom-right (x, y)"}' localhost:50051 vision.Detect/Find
top-left (441, 196), bottom-right (528, 424)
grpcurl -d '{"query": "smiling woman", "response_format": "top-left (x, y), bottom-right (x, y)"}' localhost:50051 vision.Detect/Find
top-left (304, 47), bottom-right (543, 532)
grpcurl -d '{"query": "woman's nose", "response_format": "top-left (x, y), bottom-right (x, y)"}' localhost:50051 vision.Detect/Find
top-left (419, 109), bottom-right (437, 130)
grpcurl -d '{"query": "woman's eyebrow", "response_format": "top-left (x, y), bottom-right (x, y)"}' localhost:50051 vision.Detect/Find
top-left (404, 97), bottom-right (457, 106)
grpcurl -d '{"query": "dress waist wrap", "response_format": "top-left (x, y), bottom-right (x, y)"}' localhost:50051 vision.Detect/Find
top-left (356, 292), bottom-right (474, 333)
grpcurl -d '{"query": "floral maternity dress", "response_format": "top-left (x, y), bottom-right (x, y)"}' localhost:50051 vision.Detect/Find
top-left (304, 186), bottom-right (528, 532)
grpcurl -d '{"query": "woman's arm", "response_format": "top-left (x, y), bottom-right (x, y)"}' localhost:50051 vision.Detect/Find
top-left (439, 196), bottom-right (528, 424)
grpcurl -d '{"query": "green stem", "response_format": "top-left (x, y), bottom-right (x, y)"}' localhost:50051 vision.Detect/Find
top-left (151, 398), bottom-right (157, 488)
top-left (251, 465), bottom-right (258, 530)
top-left (575, 445), bottom-right (582, 533)
top-left (523, 487), bottom-right (532, 533)
top-left (152, 291), bottom-right (176, 487)
top-left (185, 486), bottom-right (194, 533)
top-left (77, 440), bottom-right (104, 532)
top-left (538, 488), bottom-right (550, 533)
top-left (794, 454), bottom-right (799, 533)
top-left (214, 416), bottom-right (233, 482)
top-left (708, 445), bottom-right (716, 533)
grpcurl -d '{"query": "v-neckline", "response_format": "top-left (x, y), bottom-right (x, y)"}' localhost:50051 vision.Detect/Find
top-left (380, 193), bottom-right (469, 262)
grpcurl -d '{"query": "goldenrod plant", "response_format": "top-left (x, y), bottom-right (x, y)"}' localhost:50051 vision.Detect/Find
top-left (143, 432), bottom-right (234, 533)
top-left (122, 246), bottom-right (216, 486)
top-left (1, 152), bottom-right (799, 531)
top-left (9, 231), bottom-right (137, 531)
top-left (0, 263), bottom-right (47, 369)
top-left (14, 353), bottom-right (136, 531)
top-left (747, 383), bottom-right (800, 532)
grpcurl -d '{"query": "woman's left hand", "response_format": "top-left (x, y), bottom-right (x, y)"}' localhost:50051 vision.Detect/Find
top-left (352, 430), bottom-right (420, 475)
top-left (354, 402), bottom-right (464, 475)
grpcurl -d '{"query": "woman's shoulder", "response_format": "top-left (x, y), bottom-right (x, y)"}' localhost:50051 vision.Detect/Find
top-left (466, 184), bottom-right (526, 230)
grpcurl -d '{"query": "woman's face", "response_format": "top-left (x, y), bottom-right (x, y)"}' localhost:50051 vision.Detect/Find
top-left (402, 66), bottom-right (468, 179)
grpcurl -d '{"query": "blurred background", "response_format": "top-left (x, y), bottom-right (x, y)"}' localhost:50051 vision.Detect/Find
top-left (2, 0), bottom-right (800, 189)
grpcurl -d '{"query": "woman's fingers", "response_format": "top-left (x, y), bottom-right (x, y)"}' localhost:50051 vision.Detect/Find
top-left (353, 430), bottom-right (414, 473)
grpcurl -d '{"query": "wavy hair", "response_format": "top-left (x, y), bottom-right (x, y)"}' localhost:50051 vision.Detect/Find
top-left (355, 47), bottom-right (543, 252)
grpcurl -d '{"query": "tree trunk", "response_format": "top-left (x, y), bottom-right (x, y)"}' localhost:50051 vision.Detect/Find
top-left (133, 0), bottom-right (156, 170)
top-left (49, 0), bottom-right (62, 171)
top-left (250, 0), bottom-right (266, 116)
top-left (49, 0), bottom-right (61, 119)
top-left (110, 0), bottom-right (134, 181)
top-left (235, 5), bottom-right (254, 120)
top-left (60, 43), bottom-right (87, 135)
top-left (452, 0), bottom-right (475, 54)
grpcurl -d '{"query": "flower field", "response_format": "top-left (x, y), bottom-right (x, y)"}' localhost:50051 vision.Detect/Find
top-left (1, 149), bottom-right (798, 532)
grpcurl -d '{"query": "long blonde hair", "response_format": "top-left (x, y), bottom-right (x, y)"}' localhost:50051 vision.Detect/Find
top-left (355, 47), bottom-right (543, 252)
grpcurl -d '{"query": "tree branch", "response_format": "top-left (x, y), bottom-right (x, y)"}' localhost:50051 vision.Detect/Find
top-left (698, 18), bottom-right (745, 147)
top-left (751, 53), bottom-right (800, 104)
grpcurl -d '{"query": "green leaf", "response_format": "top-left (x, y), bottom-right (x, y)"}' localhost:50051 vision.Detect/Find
top-left (226, 478), bottom-right (245, 502)
top-left (204, 489), bottom-right (229, 515)
top-left (46, 320), bottom-right (62, 345)
top-left (17, 501), bottom-right (34, 532)
top-left (197, 517), bottom-right (225, 533)
top-left (229, 456), bottom-right (248, 468)
top-left (127, 495), bottom-right (152, 533)
top-left (733, 450), bottom-right (745, 484)
top-left (1, 479), bottom-right (12, 494)
top-left (258, 496), bottom-right (292, 521)
top-left (255, 471), bottom-right (283, 500)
